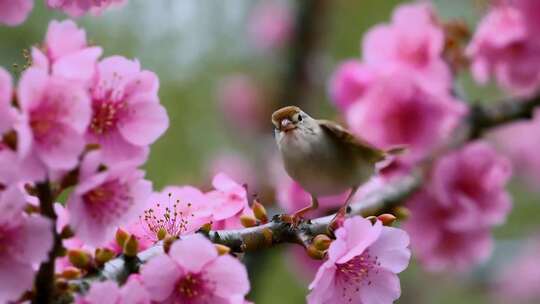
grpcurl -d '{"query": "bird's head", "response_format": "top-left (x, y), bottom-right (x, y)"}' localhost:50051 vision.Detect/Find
top-left (272, 106), bottom-right (313, 133)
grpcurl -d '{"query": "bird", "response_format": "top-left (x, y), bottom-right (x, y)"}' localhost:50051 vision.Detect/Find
top-left (272, 105), bottom-right (403, 226)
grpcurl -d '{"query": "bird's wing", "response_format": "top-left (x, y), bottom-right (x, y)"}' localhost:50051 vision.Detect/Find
top-left (318, 119), bottom-right (386, 163)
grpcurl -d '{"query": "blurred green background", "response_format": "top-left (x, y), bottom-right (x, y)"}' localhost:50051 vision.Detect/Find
top-left (2, 0), bottom-right (540, 303)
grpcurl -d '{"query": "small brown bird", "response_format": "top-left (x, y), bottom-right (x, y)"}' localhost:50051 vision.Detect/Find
top-left (272, 106), bottom-right (402, 224)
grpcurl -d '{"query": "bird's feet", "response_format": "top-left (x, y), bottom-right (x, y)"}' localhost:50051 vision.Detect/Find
top-left (281, 207), bottom-right (311, 227)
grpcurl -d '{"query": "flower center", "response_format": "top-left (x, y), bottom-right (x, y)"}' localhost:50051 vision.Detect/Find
top-left (141, 193), bottom-right (195, 242)
top-left (82, 180), bottom-right (131, 222)
top-left (90, 99), bottom-right (126, 135)
top-left (176, 273), bottom-right (207, 300)
top-left (336, 249), bottom-right (380, 302)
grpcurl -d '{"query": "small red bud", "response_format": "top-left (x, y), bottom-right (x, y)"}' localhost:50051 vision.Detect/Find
top-left (215, 244), bottom-right (231, 255)
top-left (123, 235), bottom-right (139, 257)
top-left (60, 267), bottom-right (82, 279)
top-left (306, 245), bottom-right (326, 260)
top-left (67, 249), bottom-right (91, 269)
top-left (240, 215), bottom-right (258, 228)
top-left (377, 214), bottom-right (397, 226)
top-left (252, 200), bottom-right (268, 223)
top-left (313, 234), bottom-right (332, 251)
top-left (115, 228), bottom-right (129, 249)
top-left (95, 248), bottom-right (116, 266)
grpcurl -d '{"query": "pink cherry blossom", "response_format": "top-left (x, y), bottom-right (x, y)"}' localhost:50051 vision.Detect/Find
top-left (77, 276), bottom-right (150, 304)
top-left (46, 0), bottom-right (126, 18)
top-left (0, 67), bottom-right (16, 136)
top-left (0, 185), bottom-right (53, 303)
top-left (492, 235), bottom-right (540, 304)
top-left (67, 151), bottom-right (152, 246)
top-left (329, 60), bottom-right (375, 111)
top-left (466, 4), bottom-right (540, 96)
top-left (0, 0), bottom-right (33, 26)
top-left (248, 0), bottom-right (293, 51)
top-left (346, 71), bottom-right (466, 162)
top-left (86, 56), bottom-right (168, 165)
top-left (140, 234), bottom-right (250, 303)
top-left (362, 2), bottom-right (451, 93)
top-left (307, 216), bottom-right (410, 304)
top-left (403, 142), bottom-right (511, 271)
top-left (32, 20), bottom-right (102, 84)
top-left (17, 67), bottom-right (91, 171)
top-left (404, 191), bottom-right (494, 272)
top-left (206, 173), bottom-right (250, 228)
top-left (131, 185), bottom-right (212, 249)
top-left (216, 74), bottom-right (266, 132)
top-left (208, 152), bottom-right (258, 192)
top-left (489, 109), bottom-right (540, 189)
top-left (430, 141), bottom-right (512, 230)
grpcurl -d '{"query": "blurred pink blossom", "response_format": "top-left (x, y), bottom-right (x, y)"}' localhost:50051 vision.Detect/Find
top-left (489, 109), bottom-right (540, 189)
top-left (0, 67), bottom-right (16, 136)
top-left (467, 4), bottom-right (540, 96)
top-left (248, 1), bottom-right (293, 51)
top-left (208, 152), bottom-right (258, 191)
top-left (17, 67), bottom-right (91, 171)
top-left (46, 0), bottom-right (126, 18)
top-left (0, 0), bottom-right (33, 26)
top-left (346, 71), bottom-right (466, 162)
top-left (86, 56), bottom-right (169, 165)
top-left (32, 20), bottom-right (102, 84)
top-left (0, 185), bottom-right (53, 303)
top-left (217, 74), bottom-right (266, 132)
top-left (403, 142), bottom-right (512, 271)
top-left (307, 216), bottom-right (410, 304)
top-left (140, 234), bottom-right (250, 303)
top-left (492, 235), bottom-right (540, 304)
top-left (363, 2), bottom-right (451, 93)
top-left (77, 276), bottom-right (150, 304)
top-left (67, 151), bottom-right (152, 246)
top-left (328, 60), bottom-right (375, 111)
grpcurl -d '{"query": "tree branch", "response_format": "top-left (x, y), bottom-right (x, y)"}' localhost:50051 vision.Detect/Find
top-left (33, 182), bottom-right (62, 304)
top-left (67, 93), bottom-right (540, 293)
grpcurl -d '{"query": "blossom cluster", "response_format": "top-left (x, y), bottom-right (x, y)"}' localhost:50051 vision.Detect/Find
top-left (0, 0), bottom-right (126, 26)
top-left (330, 2), bottom-right (467, 164)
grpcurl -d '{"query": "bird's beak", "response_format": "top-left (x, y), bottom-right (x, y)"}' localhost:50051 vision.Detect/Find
top-left (280, 118), bottom-right (296, 132)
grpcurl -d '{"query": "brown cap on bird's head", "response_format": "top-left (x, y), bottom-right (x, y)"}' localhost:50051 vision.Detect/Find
top-left (271, 106), bottom-right (301, 129)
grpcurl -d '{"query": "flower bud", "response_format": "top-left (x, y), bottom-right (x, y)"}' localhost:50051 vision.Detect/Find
top-left (215, 244), bottom-right (231, 255)
top-left (95, 248), bottom-right (116, 266)
top-left (67, 249), bottom-right (91, 269)
top-left (199, 222), bottom-right (212, 234)
top-left (252, 200), bottom-right (268, 223)
top-left (123, 235), bottom-right (139, 257)
top-left (60, 266), bottom-right (82, 279)
top-left (377, 213), bottom-right (397, 226)
top-left (115, 228), bottom-right (129, 249)
top-left (307, 244), bottom-right (326, 260)
top-left (240, 215), bottom-right (258, 227)
top-left (313, 234), bottom-right (332, 251)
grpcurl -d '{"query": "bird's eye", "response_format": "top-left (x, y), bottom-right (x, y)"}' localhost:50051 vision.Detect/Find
top-left (297, 114), bottom-right (303, 122)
